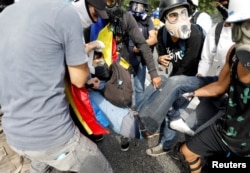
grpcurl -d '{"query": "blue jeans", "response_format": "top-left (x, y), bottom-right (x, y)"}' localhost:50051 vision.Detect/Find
top-left (153, 76), bottom-right (218, 150)
top-left (137, 75), bottom-right (218, 134)
top-left (10, 128), bottom-right (113, 173)
top-left (134, 63), bottom-right (146, 106)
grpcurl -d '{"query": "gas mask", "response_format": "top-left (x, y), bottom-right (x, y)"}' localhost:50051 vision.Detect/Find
top-left (72, 0), bottom-right (94, 28)
top-left (164, 7), bottom-right (191, 39)
top-left (232, 20), bottom-right (250, 71)
top-left (105, 0), bottom-right (123, 43)
top-left (130, 2), bottom-right (147, 20)
top-left (216, 1), bottom-right (229, 20)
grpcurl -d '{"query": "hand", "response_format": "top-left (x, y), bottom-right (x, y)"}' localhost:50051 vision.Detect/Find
top-left (84, 40), bottom-right (105, 56)
top-left (152, 76), bottom-right (162, 89)
top-left (182, 92), bottom-right (194, 101)
top-left (86, 77), bottom-right (101, 89)
top-left (133, 46), bottom-right (139, 53)
top-left (158, 55), bottom-right (171, 68)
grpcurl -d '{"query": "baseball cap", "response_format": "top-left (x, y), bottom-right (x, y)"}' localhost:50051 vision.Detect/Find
top-left (86, 0), bottom-right (109, 19)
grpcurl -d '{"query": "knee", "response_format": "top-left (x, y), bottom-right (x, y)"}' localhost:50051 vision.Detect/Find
top-left (180, 143), bottom-right (202, 173)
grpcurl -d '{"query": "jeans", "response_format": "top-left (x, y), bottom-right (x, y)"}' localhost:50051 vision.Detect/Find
top-left (133, 63), bottom-right (147, 106)
top-left (137, 75), bottom-right (218, 134)
top-left (154, 76), bottom-right (219, 150)
top-left (10, 128), bottom-right (113, 173)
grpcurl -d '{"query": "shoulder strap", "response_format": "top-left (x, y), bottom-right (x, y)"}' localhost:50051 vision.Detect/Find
top-left (215, 21), bottom-right (224, 46)
top-left (191, 11), bottom-right (202, 24)
top-left (228, 45), bottom-right (236, 68)
top-left (162, 27), bottom-right (168, 48)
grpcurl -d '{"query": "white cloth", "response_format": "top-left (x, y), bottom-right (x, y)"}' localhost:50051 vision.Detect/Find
top-left (198, 23), bottom-right (235, 76)
top-left (72, 0), bottom-right (93, 29)
top-left (194, 11), bottom-right (212, 36)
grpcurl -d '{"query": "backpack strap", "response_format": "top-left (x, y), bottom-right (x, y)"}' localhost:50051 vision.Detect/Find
top-left (215, 21), bottom-right (224, 47)
top-left (190, 11), bottom-right (202, 24)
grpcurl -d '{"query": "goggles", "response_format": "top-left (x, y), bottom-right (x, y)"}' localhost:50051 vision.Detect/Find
top-left (165, 8), bottom-right (188, 24)
top-left (106, 0), bottom-right (117, 8)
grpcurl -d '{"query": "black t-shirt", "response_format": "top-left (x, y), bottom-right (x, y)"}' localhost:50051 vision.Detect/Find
top-left (157, 24), bottom-right (204, 76)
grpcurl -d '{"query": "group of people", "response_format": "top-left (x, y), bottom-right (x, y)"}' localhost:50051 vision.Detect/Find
top-left (0, 0), bottom-right (250, 173)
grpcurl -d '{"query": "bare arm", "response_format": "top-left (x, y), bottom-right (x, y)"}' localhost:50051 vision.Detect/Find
top-left (146, 29), bottom-right (157, 46)
top-left (67, 63), bottom-right (90, 88)
top-left (194, 45), bottom-right (235, 97)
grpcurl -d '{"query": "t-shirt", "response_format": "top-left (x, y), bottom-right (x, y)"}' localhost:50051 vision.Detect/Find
top-left (0, 0), bottom-right (88, 150)
top-left (157, 24), bottom-right (204, 76)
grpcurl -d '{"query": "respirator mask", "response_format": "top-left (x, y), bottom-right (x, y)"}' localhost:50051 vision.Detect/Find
top-left (232, 20), bottom-right (250, 71)
top-left (130, 2), bottom-right (147, 20)
top-left (165, 7), bottom-right (191, 39)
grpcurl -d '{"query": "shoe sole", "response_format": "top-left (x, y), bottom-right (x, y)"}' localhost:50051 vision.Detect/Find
top-left (146, 149), bottom-right (170, 157)
top-left (120, 147), bottom-right (130, 152)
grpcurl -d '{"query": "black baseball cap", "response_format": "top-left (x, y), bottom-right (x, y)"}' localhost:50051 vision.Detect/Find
top-left (86, 0), bottom-right (109, 19)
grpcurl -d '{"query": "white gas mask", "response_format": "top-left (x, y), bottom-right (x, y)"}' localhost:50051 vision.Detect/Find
top-left (164, 7), bottom-right (191, 39)
top-left (233, 20), bottom-right (250, 71)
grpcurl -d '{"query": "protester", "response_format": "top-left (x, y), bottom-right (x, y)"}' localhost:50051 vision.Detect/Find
top-left (187, 0), bottom-right (212, 36)
top-left (144, 0), bottom-right (233, 157)
top-left (128, 0), bottom-right (157, 106)
top-left (145, 0), bottom-right (204, 156)
top-left (170, 0), bottom-right (250, 172)
top-left (0, 0), bottom-right (113, 172)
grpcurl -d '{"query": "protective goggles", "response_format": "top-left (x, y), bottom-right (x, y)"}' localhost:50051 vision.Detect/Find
top-left (106, 0), bottom-right (117, 8)
top-left (164, 8), bottom-right (188, 24)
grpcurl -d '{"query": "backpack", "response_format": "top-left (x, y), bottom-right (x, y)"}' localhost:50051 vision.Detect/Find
top-left (103, 61), bottom-right (133, 107)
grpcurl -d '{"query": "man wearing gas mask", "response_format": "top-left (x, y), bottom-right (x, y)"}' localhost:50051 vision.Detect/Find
top-left (128, 0), bottom-right (157, 108)
top-left (145, 0), bottom-right (205, 157)
top-left (169, 0), bottom-right (250, 172)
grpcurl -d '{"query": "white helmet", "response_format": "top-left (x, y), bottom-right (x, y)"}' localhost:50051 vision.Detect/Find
top-left (191, 0), bottom-right (198, 6)
top-left (226, 0), bottom-right (250, 23)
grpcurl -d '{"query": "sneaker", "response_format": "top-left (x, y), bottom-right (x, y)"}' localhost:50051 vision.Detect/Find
top-left (146, 144), bottom-right (170, 157)
top-left (120, 136), bottom-right (130, 152)
top-left (169, 119), bottom-right (195, 136)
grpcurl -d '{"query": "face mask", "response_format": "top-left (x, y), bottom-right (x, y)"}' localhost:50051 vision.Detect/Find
top-left (165, 7), bottom-right (191, 39)
top-left (130, 2), bottom-right (147, 20)
top-left (233, 20), bottom-right (250, 71)
top-left (72, 0), bottom-right (94, 28)
top-left (216, 1), bottom-right (228, 20)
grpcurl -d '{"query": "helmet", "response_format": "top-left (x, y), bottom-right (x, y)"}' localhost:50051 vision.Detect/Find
top-left (159, 0), bottom-right (189, 22)
top-left (129, 0), bottom-right (148, 5)
top-left (226, 0), bottom-right (250, 23)
top-left (188, 0), bottom-right (198, 6)
top-left (129, 0), bottom-right (148, 20)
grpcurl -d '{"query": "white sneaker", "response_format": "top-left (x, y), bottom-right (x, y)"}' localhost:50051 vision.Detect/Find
top-left (146, 144), bottom-right (170, 157)
top-left (170, 119), bottom-right (195, 136)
